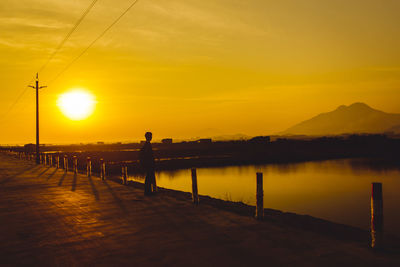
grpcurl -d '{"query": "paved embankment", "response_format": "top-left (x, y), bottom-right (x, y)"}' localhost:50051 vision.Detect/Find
top-left (0, 154), bottom-right (399, 266)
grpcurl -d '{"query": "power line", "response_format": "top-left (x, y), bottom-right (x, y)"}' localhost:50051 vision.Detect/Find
top-left (1, 0), bottom-right (99, 120)
top-left (0, 79), bottom-right (33, 121)
top-left (49, 0), bottom-right (140, 85)
top-left (38, 0), bottom-right (99, 73)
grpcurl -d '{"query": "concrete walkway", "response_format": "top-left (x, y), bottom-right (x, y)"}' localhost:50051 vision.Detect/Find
top-left (0, 154), bottom-right (399, 266)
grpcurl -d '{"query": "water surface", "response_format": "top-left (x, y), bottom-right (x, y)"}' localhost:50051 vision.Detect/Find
top-left (152, 159), bottom-right (400, 236)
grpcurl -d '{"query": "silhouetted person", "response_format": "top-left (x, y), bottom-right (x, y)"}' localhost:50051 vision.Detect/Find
top-left (140, 132), bottom-right (157, 195)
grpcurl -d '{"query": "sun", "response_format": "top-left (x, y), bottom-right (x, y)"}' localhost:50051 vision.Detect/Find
top-left (57, 90), bottom-right (96, 120)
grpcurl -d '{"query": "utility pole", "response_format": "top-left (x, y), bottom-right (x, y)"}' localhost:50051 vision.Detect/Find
top-left (29, 73), bottom-right (46, 164)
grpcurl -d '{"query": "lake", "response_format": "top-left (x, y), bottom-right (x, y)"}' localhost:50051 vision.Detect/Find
top-left (152, 158), bottom-right (400, 236)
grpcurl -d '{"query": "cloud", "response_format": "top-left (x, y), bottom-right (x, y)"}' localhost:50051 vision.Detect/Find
top-left (0, 17), bottom-right (71, 30)
top-left (143, 0), bottom-right (267, 36)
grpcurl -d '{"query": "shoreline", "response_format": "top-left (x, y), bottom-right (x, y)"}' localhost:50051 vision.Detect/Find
top-left (4, 151), bottom-right (399, 245)
top-left (4, 134), bottom-right (400, 176)
top-left (107, 176), bottom-right (400, 251)
top-left (1, 153), bottom-right (400, 265)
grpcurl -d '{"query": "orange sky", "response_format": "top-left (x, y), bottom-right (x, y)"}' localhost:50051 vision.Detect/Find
top-left (1, 0), bottom-right (400, 144)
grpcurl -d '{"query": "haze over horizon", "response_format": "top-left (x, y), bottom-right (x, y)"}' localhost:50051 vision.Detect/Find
top-left (1, 0), bottom-right (400, 144)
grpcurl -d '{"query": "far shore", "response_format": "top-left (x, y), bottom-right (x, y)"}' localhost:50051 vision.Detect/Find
top-left (3, 134), bottom-right (400, 176)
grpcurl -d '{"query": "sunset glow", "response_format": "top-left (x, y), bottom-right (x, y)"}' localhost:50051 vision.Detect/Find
top-left (1, 1), bottom-right (400, 264)
top-left (0, 0), bottom-right (399, 144)
top-left (57, 90), bottom-right (96, 121)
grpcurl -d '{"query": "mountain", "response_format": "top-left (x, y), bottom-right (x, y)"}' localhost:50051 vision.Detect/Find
top-left (282, 103), bottom-right (400, 136)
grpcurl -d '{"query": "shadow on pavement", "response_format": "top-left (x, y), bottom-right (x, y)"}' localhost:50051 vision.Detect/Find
top-left (58, 172), bottom-right (67, 186)
top-left (37, 167), bottom-right (51, 178)
top-left (71, 174), bottom-right (77, 191)
top-left (103, 180), bottom-right (127, 213)
top-left (88, 176), bottom-right (99, 201)
top-left (46, 168), bottom-right (58, 180)
top-left (0, 165), bottom-right (40, 185)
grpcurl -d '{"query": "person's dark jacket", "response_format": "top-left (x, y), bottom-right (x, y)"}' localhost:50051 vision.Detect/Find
top-left (139, 141), bottom-right (155, 170)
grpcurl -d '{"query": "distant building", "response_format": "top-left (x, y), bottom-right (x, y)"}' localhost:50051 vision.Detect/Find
top-left (97, 141), bottom-right (105, 145)
top-left (249, 136), bottom-right (270, 144)
top-left (24, 143), bottom-right (36, 153)
top-left (162, 138), bottom-right (173, 144)
top-left (198, 138), bottom-right (212, 144)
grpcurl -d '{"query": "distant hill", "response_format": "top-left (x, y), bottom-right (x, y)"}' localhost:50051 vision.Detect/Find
top-left (282, 103), bottom-right (400, 136)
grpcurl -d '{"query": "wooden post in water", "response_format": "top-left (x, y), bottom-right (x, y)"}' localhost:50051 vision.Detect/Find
top-left (100, 159), bottom-right (106, 180)
top-left (56, 155), bottom-right (60, 169)
top-left (191, 168), bottom-right (199, 205)
top-left (255, 172), bottom-right (264, 220)
top-left (87, 157), bottom-right (91, 177)
top-left (73, 156), bottom-right (77, 174)
top-left (371, 182), bottom-right (383, 249)
top-left (64, 155), bottom-right (68, 172)
top-left (122, 164), bottom-right (128, 185)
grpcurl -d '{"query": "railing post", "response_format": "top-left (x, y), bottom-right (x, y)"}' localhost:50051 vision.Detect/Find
top-left (100, 159), bottom-right (106, 180)
top-left (371, 182), bottom-right (383, 249)
top-left (255, 172), bottom-right (264, 220)
top-left (73, 156), bottom-right (77, 174)
top-left (56, 155), bottom-right (60, 169)
top-left (191, 168), bottom-right (199, 205)
top-left (122, 163), bottom-right (127, 185)
top-left (49, 154), bottom-right (53, 166)
top-left (40, 153), bottom-right (43, 164)
top-left (64, 155), bottom-right (68, 172)
top-left (87, 157), bottom-right (91, 177)
top-left (44, 154), bottom-right (47, 165)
